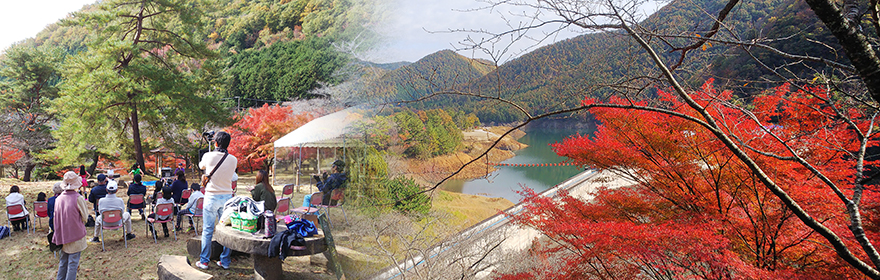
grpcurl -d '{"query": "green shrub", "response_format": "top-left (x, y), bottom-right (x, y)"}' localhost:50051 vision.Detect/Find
top-left (385, 176), bottom-right (431, 214)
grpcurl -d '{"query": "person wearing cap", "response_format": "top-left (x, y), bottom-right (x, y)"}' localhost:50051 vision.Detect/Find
top-left (302, 159), bottom-right (348, 207)
top-left (48, 182), bottom-right (63, 232)
top-left (196, 131), bottom-right (238, 270)
top-left (89, 174), bottom-right (109, 213)
top-left (175, 183), bottom-right (204, 233)
top-left (128, 174), bottom-right (148, 220)
top-left (90, 182), bottom-right (136, 243)
top-left (174, 162), bottom-right (186, 175)
top-left (53, 171), bottom-right (90, 280)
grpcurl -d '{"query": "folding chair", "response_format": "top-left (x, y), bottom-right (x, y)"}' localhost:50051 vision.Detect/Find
top-left (282, 184), bottom-right (295, 199)
top-left (6, 204), bottom-right (32, 235)
top-left (128, 194), bottom-right (146, 220)
top-left (33, 201), bottom-right (49, 231)
top-left (275, 197), bottom-right (291, 216)
top-left (318, 189), bottom-right (347, 226)
top-left (99, 209), bottom-right (127, 251)
top-left (182, 197), bottom-right (204, 234)
top-left (291, 192), bottom-right (322, 217)
top-left (179, 190), bottom-right (192, 206)
top-left (146, 203), bottom-right (176, 243)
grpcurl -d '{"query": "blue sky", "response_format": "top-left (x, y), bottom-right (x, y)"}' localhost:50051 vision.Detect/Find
top-left (369, 0), bottom-right (585, 63)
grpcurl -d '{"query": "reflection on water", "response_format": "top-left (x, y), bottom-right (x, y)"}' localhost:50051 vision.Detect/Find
top-left (441, 119), bottom-right (595, 202)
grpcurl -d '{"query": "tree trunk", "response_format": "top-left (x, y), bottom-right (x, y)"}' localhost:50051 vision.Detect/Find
top-left (23, 162), bottom-right (34, 182)
top-left (131, 101), bottom-right (146, 175)
top-left (803, 0), bottom-right (880, 103)
top-left (21, 151), bottom-right (34, 182)
top-left (89, 152), bottom-right (99, 175)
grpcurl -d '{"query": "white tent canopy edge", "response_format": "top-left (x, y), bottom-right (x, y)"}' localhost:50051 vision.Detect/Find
top-left (272, 108), bottom-right (362, 186)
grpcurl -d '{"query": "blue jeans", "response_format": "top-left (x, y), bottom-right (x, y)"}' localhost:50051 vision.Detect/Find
top-left (200, 194), bottom-right (232, 266)
top-left (56, 251), bottom-right (81, 280)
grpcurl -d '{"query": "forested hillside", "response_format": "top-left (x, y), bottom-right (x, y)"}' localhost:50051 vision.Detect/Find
top-left (374, 0), bottom-right (833, 123)
top-left (465, 0), bottom-right (785, 122)
top-left (368, 49), bottom-right (494, 104)
top-left (6, 0), bottom-right (379, 106)
top-left (708, 0), bottom-right (843, 90)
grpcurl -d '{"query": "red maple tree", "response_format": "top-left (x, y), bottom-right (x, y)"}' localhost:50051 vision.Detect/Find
top-left (226, 104), bottom-right (314, 173)
top-left (0, 139), bottom-right (24, 166)
top-left (502, 81), bottom-right (880, 279)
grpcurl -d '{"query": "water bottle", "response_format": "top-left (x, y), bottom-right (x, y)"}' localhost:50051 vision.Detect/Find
top-left (264, 210), bottom-right (276, 238)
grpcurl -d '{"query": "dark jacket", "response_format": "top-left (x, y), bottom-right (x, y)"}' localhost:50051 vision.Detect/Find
top-left (170, 180), bottom-right (188, 204)
top-left (47, 195), bottom-right (58, 231)
top-left (89, 184), bottom-right (108, 212)
top-left (127, 182), bottom-right (147, 209)
top-left (268, 228), bottom-right (306, 260)
top-left (251, 183), bottom-right (277, 212)
top-left (316, 172), bottom-right (347, 205)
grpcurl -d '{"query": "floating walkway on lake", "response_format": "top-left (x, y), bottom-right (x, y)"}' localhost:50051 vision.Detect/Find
top-left (488, 161), bottom-right (576, 167)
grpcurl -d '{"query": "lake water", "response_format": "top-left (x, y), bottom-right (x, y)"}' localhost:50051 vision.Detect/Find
top-left (441, 119), bottom-right (595, 203)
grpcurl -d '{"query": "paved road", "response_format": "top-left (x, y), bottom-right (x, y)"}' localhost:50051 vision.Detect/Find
top-left (369, 170), bottom-right (636, 279)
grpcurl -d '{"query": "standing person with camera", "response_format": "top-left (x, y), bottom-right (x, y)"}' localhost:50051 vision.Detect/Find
top-left (196, 131), bottom-right (238, 270)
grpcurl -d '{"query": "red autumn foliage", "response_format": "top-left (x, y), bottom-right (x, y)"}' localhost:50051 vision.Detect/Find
top-left (0, 144), bottom-right (24, 166)
top-left (501, 81), bottom-right (879, 279)
top-left (226, 104), bottom-right (314, 173)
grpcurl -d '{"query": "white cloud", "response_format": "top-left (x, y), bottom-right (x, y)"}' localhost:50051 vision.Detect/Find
top-left (0, 0), bottom-right (96, 52)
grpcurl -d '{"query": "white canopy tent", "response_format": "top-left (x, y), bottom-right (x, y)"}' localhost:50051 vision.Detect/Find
top-left (272, 108), bottom-right (362, 185)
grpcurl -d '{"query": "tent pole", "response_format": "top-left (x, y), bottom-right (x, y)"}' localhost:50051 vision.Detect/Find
top-left (297, 144), bottom-right (302, 192)
top-left (272, 146), bottom-right (277, 186)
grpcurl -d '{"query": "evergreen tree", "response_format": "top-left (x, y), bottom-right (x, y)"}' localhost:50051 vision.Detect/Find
top-left (49, 0), bottom-right (230, 170)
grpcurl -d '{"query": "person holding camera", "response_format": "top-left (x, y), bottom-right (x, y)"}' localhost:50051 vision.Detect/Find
top-left (196, 131), bottom-right (237, 270)
top-left (302, 160), bottom-right (348, 207)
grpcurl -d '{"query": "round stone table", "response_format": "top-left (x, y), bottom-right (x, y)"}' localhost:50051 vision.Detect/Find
top-left (214, 223), bottom-right (326, 280)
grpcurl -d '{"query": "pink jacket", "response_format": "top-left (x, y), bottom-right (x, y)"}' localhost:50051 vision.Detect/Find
top-left (52, 191), bottom-right (88, 245)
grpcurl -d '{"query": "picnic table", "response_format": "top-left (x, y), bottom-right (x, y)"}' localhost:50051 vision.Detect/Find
top-left (214, 223), bottom-right (326, 280)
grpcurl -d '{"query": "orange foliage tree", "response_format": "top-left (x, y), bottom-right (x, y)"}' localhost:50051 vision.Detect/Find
top-left (0, 137), bottom-right (25, 166)
top-left (227, 104), bottom-right (314, 173)
top-left (502, 81), bottom-right (880, 279)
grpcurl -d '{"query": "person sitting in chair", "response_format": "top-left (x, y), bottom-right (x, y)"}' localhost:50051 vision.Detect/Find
top-left (175, 183), bottom-right (203, 233)
top-left (88, 174), bottom-right (109, 214)
top-left (90, 183), bottom-right (136, 243)
top-left (128, 174), bottom-right (147, 221)
top-left (149, 188), bottom-right (175, 238)
top-left (302, 160), bottom-right (348, 207)
top-left (5, 185), bottom-right (29, 232)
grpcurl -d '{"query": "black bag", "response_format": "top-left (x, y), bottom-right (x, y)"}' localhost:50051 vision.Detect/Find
top-left (85, 215), bottom-right (95, 227)
top-left (47, 231), bottom-right (63, 252)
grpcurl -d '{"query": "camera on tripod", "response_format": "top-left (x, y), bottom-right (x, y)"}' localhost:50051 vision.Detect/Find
top-left (199, 130), bottom-right (216, 163)
top-left (202, 131), bottom-right (216, 143)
